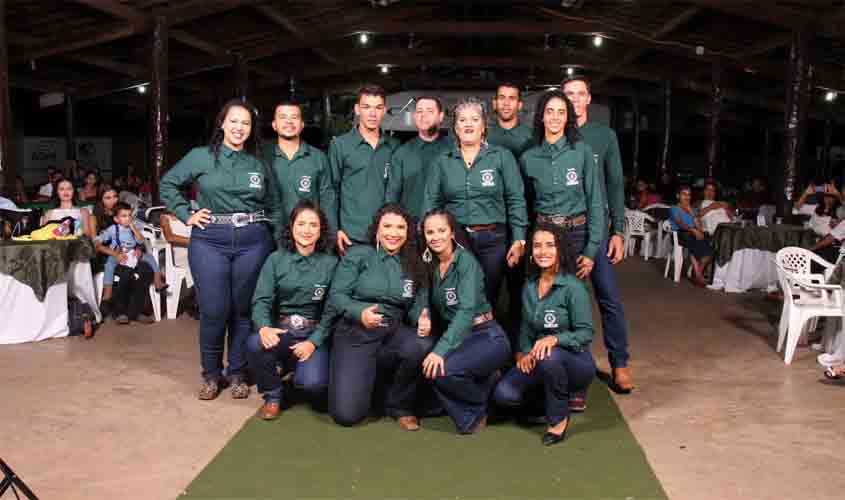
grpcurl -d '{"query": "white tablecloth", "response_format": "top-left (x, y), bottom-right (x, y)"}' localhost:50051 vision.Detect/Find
top-left (0, 261), bottom-right (100, 344)
top-left (710, 248), bottom-right (779, 293)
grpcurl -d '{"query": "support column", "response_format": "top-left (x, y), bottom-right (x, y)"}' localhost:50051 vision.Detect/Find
top-left (234, 53), bottom-right (249, 101)
top-left (660, 80), bottom-right (672, 179)
top-left (631, 95), bottom-right (640, 181)
top-left (822, 114), bottom-right (833, 179)
top-left (65, 89), bottom-right (75, 160)
top-left (762, 127), bottom-right (771, 178)
top-left (149, 16), bottom-right (168, 205)
top-left (706, 61), bottom-right (722, 178)
top-left (781, 29), bottom-right (813, 220)
top-left (0, 0), bottom-right (13, 190)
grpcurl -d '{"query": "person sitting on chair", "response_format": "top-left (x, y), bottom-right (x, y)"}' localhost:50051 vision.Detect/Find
top-left (669, 185), bottom-right (714, 287)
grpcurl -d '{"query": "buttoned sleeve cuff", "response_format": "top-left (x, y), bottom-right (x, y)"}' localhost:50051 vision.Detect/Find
top-left (432, 339), bottom-right (454, 357)
top-left (582, 242), bottom-right (599, 260)
top-left (174, 206), bottom-right (191, 225)
top-left (344, 300), bottom-right (372, 323)
top-left (307, 327), bottom-right (329, 347)
top-left (510, 226), bottom-right (527, 242)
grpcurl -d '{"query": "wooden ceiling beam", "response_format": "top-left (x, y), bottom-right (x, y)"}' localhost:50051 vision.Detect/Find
top-left (253, 3), bottom-right (340, 65)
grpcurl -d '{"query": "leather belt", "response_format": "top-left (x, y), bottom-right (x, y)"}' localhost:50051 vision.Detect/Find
top-left (472, 311), bottom-right (494, 327)
top-left (208, 210), bottom-right (269, 227)
top-left (278, 314), bottom-right (318, 329)
top-left (536, 213), bottom-right (586, 229)
top-left (466, 223), bottom-right (499, 233)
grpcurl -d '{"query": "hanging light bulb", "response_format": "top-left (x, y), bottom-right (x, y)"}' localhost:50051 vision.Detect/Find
top-left (379, 64), bottom-right (390, 74)
top-left (359, 32), bottom-right (370, 45)
top-left (566, 66), bottom-right (575, 76)
top-left (593, 35), bottom-right (603, 47)
top-left (825, 90), bottom-right (837, 102)
top-left (137, 84), bottom-right (147, 94)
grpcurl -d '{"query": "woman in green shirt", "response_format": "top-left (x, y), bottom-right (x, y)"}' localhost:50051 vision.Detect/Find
top-left (161, 99), bottom-right (281, 401)
top-left (420, 209), bottom-right (511, 434)
top-left (327, 203), bottom-right (434, 431)
top-left (493, 223), bottom-right (596, 446)
top-left (246, 200), bottom-right (337, 420)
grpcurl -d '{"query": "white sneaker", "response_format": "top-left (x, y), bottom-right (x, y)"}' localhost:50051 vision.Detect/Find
top-left (817, 353), bottom-right (843, 368)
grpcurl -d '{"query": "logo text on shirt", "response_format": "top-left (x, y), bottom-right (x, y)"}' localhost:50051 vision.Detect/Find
top-left (480, 169), bottom-right (496, 187)
top-left (565, 168), bottom-right (579, 186)
top-left (445, 288), bottom-right (458, 306)
top-left (248, 172), bottom-right (263, 189)
top-left (299, 175), bottom-right (312, 193)
top-left (543, 310), bottom-right (558, 328)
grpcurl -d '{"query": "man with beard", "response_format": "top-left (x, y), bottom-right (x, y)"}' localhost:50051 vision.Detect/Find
top-left (562, 75), bottom-right (634, 397)
top-left (266, 101), bottom-right (336, 232)
top-left (386, 95), bottom-right (451, 221)
top-left (329, 84), bottom-right (401, 254)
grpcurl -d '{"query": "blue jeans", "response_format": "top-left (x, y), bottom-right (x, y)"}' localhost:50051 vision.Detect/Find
top-left (329, 319), bottom-right (435, 426)
top-left (493, 347), bottom-right (595, 424)
top-left (465, 225), bottom-right (508, 310)
top-left (246, 326), bottom-right (329, 405)
top-left (566, 224), bottom-right (630, 368)
top-left (433, 321), bottom-right (511, 433)
top-left (103, 252), bottom-right (159, 285)
top-left (188, 223), bottom-right (273, 380)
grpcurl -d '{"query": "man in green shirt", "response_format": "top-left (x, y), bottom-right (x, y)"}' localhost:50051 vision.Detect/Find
top-left (487, 82), bottom-right (535, 345)
top-left (562, 75), bottom-right (634, 394)
top-left (386, 95), bottom-right (451, 220)
top-left (328, 84), bottom-right (400, 253)
top-left (266, 101), bottom-right (337, 233)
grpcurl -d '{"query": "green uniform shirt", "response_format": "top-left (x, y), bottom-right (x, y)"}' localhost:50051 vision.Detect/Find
top-left (422, 144), bottom-right (528, 241)
top-left (520, 139), bottom-right (605, 259)
top-left (519, 274), bottom-right (594, 354)
top-left (265, 141), bottom-right (337, 233)
top-left (386, 135), bottom-right (452, 220)
top-left (328, 127), bottom-right (400, 243)
top-left (160, 145), bottom-right (282, 234)
top-left (251, 248), bottom-right (339, 347)
top-left (487, 122), bottom-right (535, 159)
top-left (328, 245), bottom-right (425, 326)
top-left (428, 247), bottom-right (492, 357)
top-left (579, 121), bottom-right (625, 237)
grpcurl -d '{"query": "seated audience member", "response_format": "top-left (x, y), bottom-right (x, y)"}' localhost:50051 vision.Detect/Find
top-left (160, 211), bottom-right (196, 316)
top-left (669, 185), bottom-right (714, 287)
top-left (77, 170), bottom-right (101, 203)
top-left (737, 176), bottom-right (772, 211)
top-left (9, 176), bottom-right (29, 206)
top-left (42, 179), bottom-right (91, 237)
top-left (697, 181), bottom-right (733, 234)
top-left (493, 223), bottom-right (595, 446)
top-left (808, 190), bottom-right (841, 238)
top-left (246, 201), bottom-right (338, 420)
top-left (656, 172), bottom-right (678, 205)
top-left (811, 218), bottom-right (845, 265)
top-left (794, 183), bottom-right (840, 217)
top-left (36, 167), bottom-right (60, 201)
top-left (633, 178), bottom-right (661, 210)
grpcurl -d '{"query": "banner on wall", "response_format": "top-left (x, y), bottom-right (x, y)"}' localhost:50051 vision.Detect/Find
top-left (21, 137), bottom-right (112, 184)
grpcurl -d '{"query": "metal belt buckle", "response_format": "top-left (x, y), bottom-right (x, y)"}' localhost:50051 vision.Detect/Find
top-left (290, 314), bottom-right (305, 329)
top-left (208, 215), bottom-right (218, 224)
top-left (231, 213), bottom-right (250, 227)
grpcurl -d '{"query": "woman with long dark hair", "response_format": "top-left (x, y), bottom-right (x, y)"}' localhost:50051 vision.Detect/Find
top-left (78, 170), bottom-right (100, 203)
top-left (420, 208), bottom-right (511, 434)
top-left (247, 200), bottom-right (337, 420)
top-left (493, 223), bottom-right (596, 446)
top-left (42, 178), bottom-right (92, 237)
top-left (160, 98), bottom-right (281, 401)
top-left (327, 203), bottom-right (434, 430)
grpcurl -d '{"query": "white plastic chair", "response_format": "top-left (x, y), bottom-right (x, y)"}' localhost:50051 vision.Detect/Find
top-left (624, 209), bottom-right (658, 260)
top-left (162, 241), bottom-right (188, 319)
top-left (775, 247), bottom-right (842, 364)
top-left (662, 220), bottom-right (693, 282)
top-left (95, 272), bottom-right (161, 322)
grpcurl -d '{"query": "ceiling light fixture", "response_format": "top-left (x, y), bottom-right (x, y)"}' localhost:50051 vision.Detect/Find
top-left (379, 64), bottom-right (390, 74)
top-left (593, 35), bottom-right (603, 47)
top-left (137, 84), bottom-right (147, 94)
top-left (566, 66), bottom-right (575, 76)
top-left (359, 32), bottom-right (370, 45)
top-left (825, 90), bottom-right (837, 102)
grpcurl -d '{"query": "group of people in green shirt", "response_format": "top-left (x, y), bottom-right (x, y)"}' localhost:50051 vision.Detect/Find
top-left (160, 76), bottom-right (633, 446)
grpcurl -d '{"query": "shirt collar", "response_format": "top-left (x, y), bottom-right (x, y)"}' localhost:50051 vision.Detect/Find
top-left (273, 141), bottom-right (308, 160)
top-left (353, 126), bottom-right (386, 148)
top-left (220, 144), bottom-right (241, 158)
top-left (542, 138), bottom-right (571, 155)
top-left (448, 141), bottom-right (490, 159)
top-left (376, 244), bottom-right (400, 262)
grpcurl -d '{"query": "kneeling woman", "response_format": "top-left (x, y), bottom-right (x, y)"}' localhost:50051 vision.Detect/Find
top-left (328, 204), bottom-right (433, 430)
top-left (421, 209), bottom-right (511, 434)
top-left (493, 223), bottom-right (595, 446)
top-left (247, 201), bottom-right (337, 420)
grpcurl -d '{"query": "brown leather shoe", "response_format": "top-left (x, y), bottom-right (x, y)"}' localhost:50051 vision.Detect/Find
top-left (398, 416), bottom-right (420, 431)
top-left (612, 367), bottom-right (635, 394)
top-left (470, 415), bottom-right (487, 434)
top-left (257, 402), bottom-right (281, 421)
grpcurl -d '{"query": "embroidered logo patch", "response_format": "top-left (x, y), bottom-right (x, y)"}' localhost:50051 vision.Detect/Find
top-left (312, 285), bottom-right (326, 301)
top-left (593, 153), bottom-right (599, 166)
top-left (543, 310), bottom-right (558, 328)
top-left (565, 168), bottom-right (579, 186)
top-left (248, 172), bottom-right (262, 189)
top-left (480, 169), bottom-right (495, 187)
top-left (445, 288), bottom-right (458, 306)
top-left (299, 176), bottom-right (312, 193)
top-left (402, 279), bottom-right (414, 298)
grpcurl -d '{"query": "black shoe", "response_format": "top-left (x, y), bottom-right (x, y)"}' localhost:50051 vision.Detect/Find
top-left (542, 423), bottom-right (568, 446)
top-left (116, 314), bottom-right (129, 325)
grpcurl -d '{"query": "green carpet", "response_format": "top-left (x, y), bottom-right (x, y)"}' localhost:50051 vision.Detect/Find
top-left (181, 385), bottom-right (666, 500)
